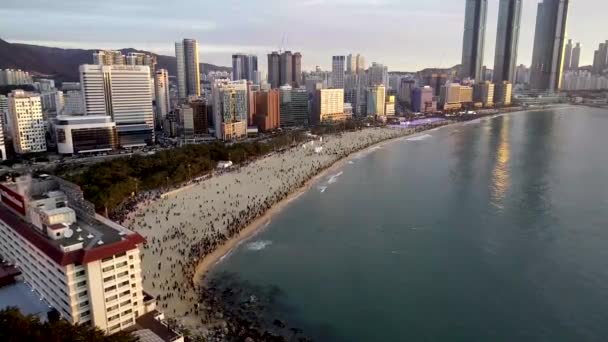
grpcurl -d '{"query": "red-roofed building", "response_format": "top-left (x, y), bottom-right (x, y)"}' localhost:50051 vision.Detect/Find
top-left (0, 174), bottom-right (154, 335)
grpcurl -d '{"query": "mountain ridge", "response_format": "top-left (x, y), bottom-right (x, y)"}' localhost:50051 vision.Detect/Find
top-left (0, 38), bottom-right (231, 83)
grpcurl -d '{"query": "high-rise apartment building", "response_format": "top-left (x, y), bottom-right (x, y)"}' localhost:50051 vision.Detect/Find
top-left (493, 0), bottom-right (522, 84)
top-left (267, 52), bottom-right (281, 89)
top-left (473, 81), bottom-right (495, 107)
top-left (181, 99), bottom-right (209, 140)
top-left (254, 89), bottom-right (280, 132)
top-left (93, 50), bottom-right (125, 66)
top-left (563, 39), bottom-right (573, 71)
top-left (411, 86), bottom-right (436, 113)
top-left (312, 89), bottom-right (346, 124)
top-left (331, 56), bottom-right (345, 89)
top-left (571, 42), bottom-right (581, 71)
top-left (175, 39), bottom-right (201, 99)
top-left (232, 54), bottom-right (259, 83)
top-left (356, 54), bottom-right (366, 74)
top-left (280, 51), bottom-right (293, 87)
top-left (126, 53), bottom-right (156, 73)
top-left (0, 174), bottom-right (152, 334)
top-left (593, 41), bottom-right (608, 74)
top-left (494, 81), bottom-right (513, 105)
top-left (267, 51), bottom-right (302, 88)
top-left (461, 0), bottom-right (488, 80)
top-left (366, 85), bottom-right (386, 117)
top-left (212, 79), bottom-right (248, 140)
top-left (368, 63), bottom-right (388, 87)
top-left (529, 0), bottom-right (570, 91)
top-left (8, 90), bottom-right (46, 154)
top-left (0, 69), bottom-right (33, 86)
top-left (154, 69), bottom-right (170, 125)
top-left (292, 53), bottom-right (302, 87)
top-left (80, 65), bottom-right (154, 147)
top-left (279, 86), bottom-right (309, 127)
top-left (346, 54), bottom-right (356, 74)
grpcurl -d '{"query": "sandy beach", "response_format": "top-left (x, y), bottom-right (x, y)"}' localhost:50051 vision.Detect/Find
top-left (126, 124), bottom-right (446, 330)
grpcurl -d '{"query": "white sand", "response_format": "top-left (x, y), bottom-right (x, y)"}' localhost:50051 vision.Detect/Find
top-left (128, 126), bottom-right (428, 329)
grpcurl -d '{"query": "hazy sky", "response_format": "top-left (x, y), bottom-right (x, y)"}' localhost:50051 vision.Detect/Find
top-left (1, 0), bottom-right (606, 72)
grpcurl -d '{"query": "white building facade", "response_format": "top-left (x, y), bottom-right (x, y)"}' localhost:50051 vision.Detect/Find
top-left (8, 90), bottom-right (47, 154)
top-left (80, 64), bottom-right (154, 147)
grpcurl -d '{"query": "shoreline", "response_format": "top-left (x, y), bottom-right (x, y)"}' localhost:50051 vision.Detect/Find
top-left (192, 124), bottom-right (448, 283)
top-left (191, 105), bottom-right (574, 283)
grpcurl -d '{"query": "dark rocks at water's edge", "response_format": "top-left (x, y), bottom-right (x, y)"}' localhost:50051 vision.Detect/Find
top-left (196, 272), bottom-right (313, 341)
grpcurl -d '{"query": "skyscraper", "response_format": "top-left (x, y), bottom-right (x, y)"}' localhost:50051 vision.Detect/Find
top-left (529, 0), bottom-right (570, 91)
top-left (347, 54), bottom-right (356, 74)
top-left (356, 54), bottom-right (366, 74)
top-left (268, 52), bottom-right (280, 88)
top-left (368, 63), bottom-right (388, 87)
top-left (280, 51), bottom-right (293, 87)
top-left (332, 56), bottom-right (345, 89)
top-left (571, 42), bottom-right (581, 70)
top-left (232, 54), bottom-right (259, 83)
top-left (493, 0), bottom-right (522, 83)
top-left (175, 39), bottom-right (201, 99)
top-left (596, 41), bottom-right (608, 74)
top-left (292, 53), bottom-right (302, 87)
top-left (154, 69), bottom-right (170, 125)
top-left (461, 0), bottom-right (488, 81)
top-left (563, 39), bottom-right (573, 71)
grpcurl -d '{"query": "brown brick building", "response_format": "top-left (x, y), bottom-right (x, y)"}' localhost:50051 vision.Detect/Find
top-left (254, 89), bottom-right (280, 132)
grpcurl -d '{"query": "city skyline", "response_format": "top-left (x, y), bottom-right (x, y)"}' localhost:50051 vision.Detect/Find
top-left (1, 0), bottom-right (606, 72)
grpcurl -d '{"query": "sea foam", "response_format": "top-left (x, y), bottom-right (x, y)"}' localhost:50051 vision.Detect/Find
top-left (407, 134), bottom-right (432, 142)
top-left (246, 240), bottom-right (272, 251)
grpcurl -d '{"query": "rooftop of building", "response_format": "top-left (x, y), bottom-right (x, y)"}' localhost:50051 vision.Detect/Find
top-left (125, 310), bottom-right (183, 342)
top-left (0, 174), bottom-right (144, 266)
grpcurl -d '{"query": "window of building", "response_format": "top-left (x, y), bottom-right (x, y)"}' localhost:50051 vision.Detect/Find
top-left (116, 252), bottom-right (126, 258)
top-left (78, 290), bottom-right (88, 298)
top-left (116, 271), bottom-right (128, 278)
top-left (104, 285), bottom-right (116, 293)
top-left (105, 295), bottom-right (118, 303)
top-left (109, 323), bottom-right (121, 331)
top-left (120, 299), bottom-right (131, 307)
top-left (78, 301), bottom-right (89, 308)
top-left (102, 265), bottom-right (114, 273)
top-left (108, 314), bottom-right (120, 322)
top-left (103, 275), bottom-right (115, 283)
top-left (76, 280), bottom-right (86, 288)
top-left (75, 270), bottom-right (85, 277)
top-left (102, 256), bottom-right (113, 263)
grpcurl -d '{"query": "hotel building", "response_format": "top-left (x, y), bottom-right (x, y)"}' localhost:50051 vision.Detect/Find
top-left (0, 175), bottom-right (153, 334)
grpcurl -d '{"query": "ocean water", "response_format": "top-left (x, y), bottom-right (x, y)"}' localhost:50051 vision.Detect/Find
top-left (210, 107), bottom-right (608, 341)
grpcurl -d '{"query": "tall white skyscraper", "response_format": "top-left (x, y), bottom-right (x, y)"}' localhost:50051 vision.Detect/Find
top-left (175, 39), bottom-right (201, 100)
top-left (154, 69), bottom-right (170, 125)
top-left (332, 56), bottom-right (345, 89)
top-left (356, 54), bottom-right (366, 74)
top-left (80, 64), bottom-right (155, 147)
top-left (346, 54), bottom-right (356, 74)
top-left (8, 90), bottom-right (46, 154)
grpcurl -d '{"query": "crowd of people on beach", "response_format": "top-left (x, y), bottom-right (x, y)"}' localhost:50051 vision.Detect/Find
top-left (122, 124), bottom-right (446, 336)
